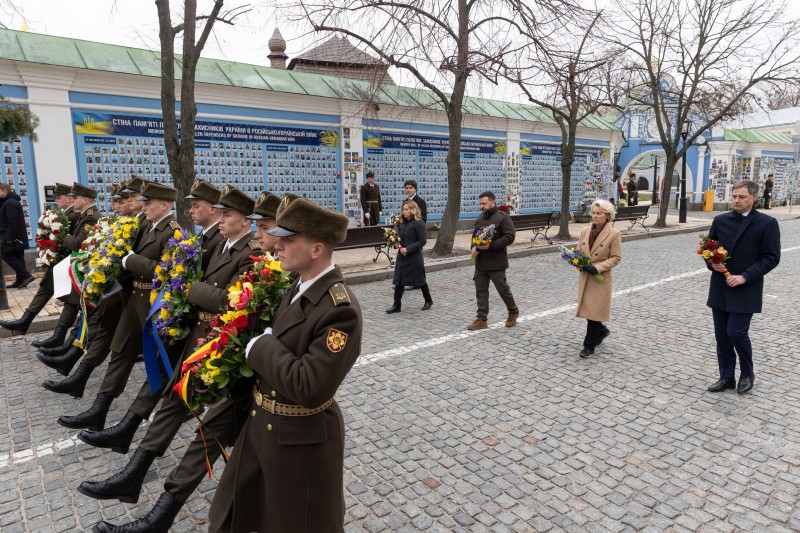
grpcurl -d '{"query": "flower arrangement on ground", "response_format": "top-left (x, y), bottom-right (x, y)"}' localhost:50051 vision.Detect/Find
top-left (559, 244), bottom-right (605, 282)
top-left (383, 226), bottom-right (401, 248)
top-left (82, 215), bottom-right (140, 307)
top-left (471, 224), bottom-right (496, 263)
top-left (34, 208), bottom-right (69, 268)
top-left (150, 229), bottom-right (204, 345)
top-left (175, 253), bottom-right (291, 412)
top-left (697, 234), bottom-right (731, 278)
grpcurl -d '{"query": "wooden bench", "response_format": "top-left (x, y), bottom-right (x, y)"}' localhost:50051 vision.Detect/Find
top-left (336, 225), bottom-right (394, 265)
top-left (510, 212), bottom-right (555, 244)
top-left (613, 205), bottom-right (650, 231)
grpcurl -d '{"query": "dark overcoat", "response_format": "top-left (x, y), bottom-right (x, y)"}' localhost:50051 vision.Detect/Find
top-left (209, 267), bottom-right (362, 533)
top-left (410, 194), bottom-right (428, 222)
top-left (0, 192), bottom-right (30, 249)
top-left (360, 183), bottom-right (382, 223)
top-left (110, 215), bottom-right (182, 355)
top-left (706, 209), bottom-right (781, 314)
top-left (473, 207), bottom-right (516, 271)
top-left (392, 218), bottom-right (427, 287)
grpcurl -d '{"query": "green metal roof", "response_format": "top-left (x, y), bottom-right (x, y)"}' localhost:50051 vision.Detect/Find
top-left (0, 28), bottom-right (617, 130)
top-left (723, 129), bottom-right (794, 144)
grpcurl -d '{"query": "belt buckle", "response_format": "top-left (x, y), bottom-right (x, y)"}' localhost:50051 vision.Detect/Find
top-left (254, 389), bottom-right (263, 407)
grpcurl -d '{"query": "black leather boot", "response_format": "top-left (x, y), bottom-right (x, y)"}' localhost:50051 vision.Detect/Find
top-left (38, 332), bottom-right (78, 356)
top-left (37, 345), bottom-right (84, 376)
top-left (42, 361), bottom-right (93, 397)
top-left (0, 311), bottom-right (35, 335)
top-left (77, 448), bottom-right (155, 504)
top-left (92, 491), bottom-right (182, 533)
top-left (31, 325), bottom-right (69, 348)
top-left (78, 410), bottom-right (144, 454)
top-left (57, 392), bottom-right (112, 431)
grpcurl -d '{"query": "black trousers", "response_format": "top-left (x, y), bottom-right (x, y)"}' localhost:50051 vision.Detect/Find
top-left (394, 284), bottom-right (432, 305)
top-left (583, 320), bottom-right (607, 348)
top-left (1, 249), bottom-right (31, 282)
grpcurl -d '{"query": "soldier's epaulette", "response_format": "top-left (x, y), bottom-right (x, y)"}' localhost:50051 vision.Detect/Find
top-left (328, 283), bottom-right (351, 306)
top-left (86, 208), bottom-right (95, 216)
top-left (248, 239), bottom-right (261, 250)
top-left (168, 220), bottom-right (181, 231)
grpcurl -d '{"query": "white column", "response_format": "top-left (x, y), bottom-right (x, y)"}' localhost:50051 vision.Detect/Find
top-left (695, 147), bottom-right (707, 202)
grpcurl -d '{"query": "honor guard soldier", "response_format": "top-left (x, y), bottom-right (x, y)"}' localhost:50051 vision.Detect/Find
top-left (58, 182), bottom-right (182, 432)
top-left (0, 182), bottom-right (80, 336)
top-left (39, 179), bottom-right (145, 396)
top-left (359, 170), bottom-right (383, 225)
top-left (184, 179), bottom-right (225, 271)
top-left (84, 187), bottom-right (266, 533)
top-left (208, 197), bottom-right (362, 533)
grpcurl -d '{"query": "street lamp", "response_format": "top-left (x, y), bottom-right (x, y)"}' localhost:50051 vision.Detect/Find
top-left (679, 120), bottom-right (691, 223)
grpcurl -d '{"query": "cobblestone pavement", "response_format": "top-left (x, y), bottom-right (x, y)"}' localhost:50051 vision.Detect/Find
top-left (1, 216), bottom-right (799, 532)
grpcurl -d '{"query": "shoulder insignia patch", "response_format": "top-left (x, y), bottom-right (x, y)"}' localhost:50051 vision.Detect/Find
top-left (328, 283), bottom-right (351, 306)
top-left (87, 208), bottom-right (95, 216)
top-left (248, 239), bottom-right (261, 250)
top-left (168, 220), bottom-right (181, 231)
top-left (326, 328), bottom-right (348, 353)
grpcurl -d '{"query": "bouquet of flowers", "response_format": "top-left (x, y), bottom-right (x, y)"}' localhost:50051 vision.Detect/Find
top-left (34, 208), bottom-right (69, 268)
top-left (383, 226), bottom-right (401, 248)
top-left (150, 230), bottom-right (204, 345)
top-left (175, 253), bottom-right (291, 412)
top-left (390, 212), bottom-right (401, 226)
top-left (559, 244), bottom-right (605, 282)
top-left (471, 224), bottom-right (496, 263)
top-left (70, 216), bottom-right (116, 290)
top-left (82, 215), bottom-right (140, 307)
top-left (697, 234), bottom-right (731, 278)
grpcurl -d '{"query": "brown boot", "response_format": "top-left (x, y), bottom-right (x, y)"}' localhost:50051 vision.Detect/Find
top-left (505, 311), bottom-right (519, 328)
top-left (467, 318), bottom-right (488, 331)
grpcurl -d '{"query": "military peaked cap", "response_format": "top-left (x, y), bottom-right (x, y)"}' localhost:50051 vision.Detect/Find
top-left (268, 197), bottom-right (349, 243)
top-left (122, 176), bottom-right (145, 194)
top-left (185, 179), bottom-right (222, 205)
top-left (247, 191), bottom-right (281, 220)
top-left (54, 182), bottom-right (72, 196)
top-left (136, 182), bottom-right (178, 202)
top-left (213, 185), bottom-right (255, 216)
top-left (68, 182), bottom-right (98, 199)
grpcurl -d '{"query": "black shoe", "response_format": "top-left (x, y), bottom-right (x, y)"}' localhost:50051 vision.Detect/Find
top-left (38, 341), bottom-right (73, 357)
top-left (58, 393), bottom-right (113, 431)
top-left (579, 347), bottom-right (594, 358)
top-left (596, 328), bottom-right (610, 345)
top-left (386, 304), bottom-right (401, 314)
top-left (78, 411), bottom-right (144, 454)
top-left (38, 345), bottom-right (84, 376)
top-left (737, 375), bottom-right (754, 394)
top-left (17, 276), bottom-right (35, 289)
top-left (7, 279), bottom-right (22, 289)
top-left (707, 377), bottom-right (736, 392)
top-left (77, 449), bottom-right (155, 504)
top-left (43, 361), bottom-right (94, 397)
top-left (92, 491), bottom-right (182, 532)
top-left (135, 354), bottom-right (144, 363)
top-left (421, 301), bottom-right (433, 311)
top-left (0, 311), bottom-right (35, 335)
top-left (31, 325), bottom-right (69, 349)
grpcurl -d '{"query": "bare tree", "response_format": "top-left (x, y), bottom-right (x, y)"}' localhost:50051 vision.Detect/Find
top-left (761, 80), bottom-right (800, 110)
top-left (156, 0), bottom-right (249, 229)
top-left (612, 0), bottom-right (800, 227)
top-left (296, 0), bottom-right (576, 255)
top-left (509, 10), bottom-right (628, 239)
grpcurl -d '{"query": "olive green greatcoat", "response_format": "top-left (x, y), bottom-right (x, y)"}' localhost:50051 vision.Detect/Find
top-left (575, 224), bottom-right (622, 323)
top-left (209, 267), bottom-right (362, 533)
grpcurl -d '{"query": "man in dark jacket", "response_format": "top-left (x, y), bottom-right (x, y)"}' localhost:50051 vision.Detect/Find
top-left (404, 179), bottom-right (428, 222)
top-left (0, 183), bottom-right (34, 288)
top-left (706, 180), bottom-right (781, 395)
top-left (360, 171), bottom-right (383, 225)
top-left (468, 190), bottom-right (519, 331)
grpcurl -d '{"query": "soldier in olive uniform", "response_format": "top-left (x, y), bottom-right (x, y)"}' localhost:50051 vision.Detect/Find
top-left (58, 182), bottom-right (183, 432)
top-left (185, 179), bottom-right (224, 271)
top-left (209, 197), bottom-right (362, 533)
top-left (85, 187), bottom-right (266, 533)
top-left (360, 171), bottom-right (383, 225)
top-left (40, 179), bottom-right (146, 397)
top-left (0, 183), bottom-right (80, 337)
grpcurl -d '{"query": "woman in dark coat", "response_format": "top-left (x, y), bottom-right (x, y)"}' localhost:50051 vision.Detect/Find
top-left (386, 200), bottom-right (433, 313)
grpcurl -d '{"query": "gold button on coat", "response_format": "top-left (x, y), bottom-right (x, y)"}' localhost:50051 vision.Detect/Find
top-left (251, 410), bottom-right (256, 417)
top-left (270, 390), bottom-right (277, 398)
top-left (266, 424), bottom-right (273, 431)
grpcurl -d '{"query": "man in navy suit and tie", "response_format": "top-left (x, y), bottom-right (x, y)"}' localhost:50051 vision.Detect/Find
top-left (404, 179), bottom-right (427, 222)
top-left (706, 180), bottom-right (781, 395)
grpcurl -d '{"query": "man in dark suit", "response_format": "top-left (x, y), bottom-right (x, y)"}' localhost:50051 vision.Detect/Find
top-left (0, 182), bottom-right (34, 288)
top-left (404, 179), bottom-right (427, 222)
top-left (360, 170), bottom-right (382, 225)
top-left (706, 180), bottom-right (781, 395)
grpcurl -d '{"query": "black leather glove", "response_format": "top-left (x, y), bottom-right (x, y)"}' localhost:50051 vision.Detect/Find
top-left (585, 265), bottom-right (598, 275)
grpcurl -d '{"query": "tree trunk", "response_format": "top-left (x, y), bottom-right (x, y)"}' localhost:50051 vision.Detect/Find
top-left (174, 0), bottom-right (199, 230)
top-left (655, 156), bottom-right (678, 228)
top-left (558, 157), bottom-right (574, 239)
top-left (431, 110), bottom-right (463, 255)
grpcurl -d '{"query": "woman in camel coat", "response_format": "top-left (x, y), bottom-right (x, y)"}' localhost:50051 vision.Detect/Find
top-left (575, 199), bottom-right (622, 358)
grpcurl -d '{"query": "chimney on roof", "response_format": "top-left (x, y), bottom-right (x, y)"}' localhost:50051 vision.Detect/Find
top-left (268, 27), bottom-right (288, 69)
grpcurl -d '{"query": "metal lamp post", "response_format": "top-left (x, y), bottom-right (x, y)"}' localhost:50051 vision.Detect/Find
top-left (679, 121), bottom-right (690, 223)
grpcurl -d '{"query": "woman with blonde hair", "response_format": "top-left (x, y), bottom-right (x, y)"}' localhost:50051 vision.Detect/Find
top-left (575, 199), bottom-right (622, 358)
top-left (386, 200), bottom-right (433, 313)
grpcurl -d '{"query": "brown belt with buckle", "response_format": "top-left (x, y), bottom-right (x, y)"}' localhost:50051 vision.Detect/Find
top-left (133, 281), bottom-right (152, 290)
top-left (198, 311), bottom-right (216, 322)
top-left (253, 386), bottom-right (332, 417)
